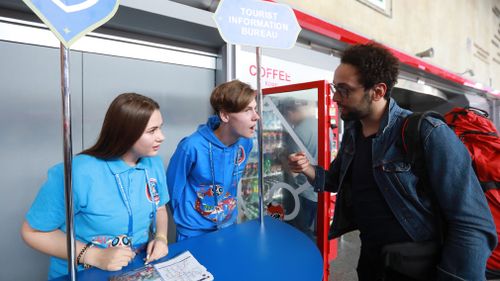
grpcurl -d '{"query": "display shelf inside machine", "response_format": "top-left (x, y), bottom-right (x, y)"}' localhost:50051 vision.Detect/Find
top-left (238, 95), bottom-right (319, 226)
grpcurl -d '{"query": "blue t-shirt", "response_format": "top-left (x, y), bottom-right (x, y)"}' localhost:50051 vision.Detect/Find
top-left (26, 154), bottom-right (169, 279)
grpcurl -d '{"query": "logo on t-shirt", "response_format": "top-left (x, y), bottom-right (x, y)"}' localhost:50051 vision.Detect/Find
top-left (145, 178), bottom-right (160, 204)
top-left (236, 145), bottom-right (246, 165)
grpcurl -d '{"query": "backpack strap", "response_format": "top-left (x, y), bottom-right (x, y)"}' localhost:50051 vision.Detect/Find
top-left (483, 181), bottom-right (500, 192)
top-left (401, 111), bottom-right (446, 243)
top-left (465, 106), bottom-right (489, 118)
top-left (447, 106), bottom-right (490, 130)
top-left (401, 111), bottom-right (444, 178)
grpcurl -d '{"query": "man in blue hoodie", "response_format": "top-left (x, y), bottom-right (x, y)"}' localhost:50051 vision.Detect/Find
top-left (167, 80), bottom-right (260, 240)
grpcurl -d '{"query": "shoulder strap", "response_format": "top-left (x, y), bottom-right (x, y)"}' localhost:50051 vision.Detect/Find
top-left (401, 111), bottom-right (446, 243)
top-left (401, 111), bottom-right (444, 178)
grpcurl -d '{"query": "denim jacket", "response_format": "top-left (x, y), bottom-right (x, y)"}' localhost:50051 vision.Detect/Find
top-left (313, 99), bottom-right (497, 280)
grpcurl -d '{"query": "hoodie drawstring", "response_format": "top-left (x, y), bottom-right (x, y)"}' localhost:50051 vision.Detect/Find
top-left (208, 142), bottom-right (240, 229)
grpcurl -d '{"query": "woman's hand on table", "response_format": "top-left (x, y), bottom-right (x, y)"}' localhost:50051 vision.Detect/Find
top-left (85, 246), bottom-right (136, 271)
top-left (144, 235), bottom-right (169, 265)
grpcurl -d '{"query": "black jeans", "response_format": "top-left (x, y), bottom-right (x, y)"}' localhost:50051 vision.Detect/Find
top-left (384, 268), bottom-right (421, 281)
top-left (357, 245), bottom-right (384, 281)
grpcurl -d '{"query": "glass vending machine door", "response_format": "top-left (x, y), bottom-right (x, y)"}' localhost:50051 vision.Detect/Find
top-left (238, 88), bottom-right (320, 241)
top-left (238, 80), bottom-right (335, 281)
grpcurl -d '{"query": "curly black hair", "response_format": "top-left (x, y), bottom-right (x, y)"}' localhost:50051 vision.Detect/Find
top-left (341, 43), bottom-right (399, 99)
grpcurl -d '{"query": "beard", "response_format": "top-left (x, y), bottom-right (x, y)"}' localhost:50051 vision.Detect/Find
top-left (339, 90), bottom-right (373, 121)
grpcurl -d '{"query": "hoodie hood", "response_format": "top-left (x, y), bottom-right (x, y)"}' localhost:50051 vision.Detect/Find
top-left (197, 115), bottom-right (228, 148)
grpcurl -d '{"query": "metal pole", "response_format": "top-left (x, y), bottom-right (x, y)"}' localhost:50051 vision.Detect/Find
top-left (255, 47), bottom-right (264, 224)
top-left (60, 43), bottom-right (77, 281)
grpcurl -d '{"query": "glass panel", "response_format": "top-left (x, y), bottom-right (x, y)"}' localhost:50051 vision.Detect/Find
top-left (239, 88), bottom-right (319, 241)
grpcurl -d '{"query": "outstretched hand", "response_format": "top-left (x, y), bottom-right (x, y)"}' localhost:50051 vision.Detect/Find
top-left (288, 152), bottom-right (310, 173)
top-left (288, 152), bottom-right (316, 181)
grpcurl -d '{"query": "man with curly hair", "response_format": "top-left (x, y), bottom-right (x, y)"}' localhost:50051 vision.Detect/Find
top-left (289, 43), bottom-right (496, 280)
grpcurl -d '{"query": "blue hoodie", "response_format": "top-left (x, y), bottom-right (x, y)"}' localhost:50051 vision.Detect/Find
top-left (167, 116), bottom-right (253, 239)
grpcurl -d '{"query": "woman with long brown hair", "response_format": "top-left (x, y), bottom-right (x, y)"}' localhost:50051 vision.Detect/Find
top-left (21, 93), bottom-right (170, 279)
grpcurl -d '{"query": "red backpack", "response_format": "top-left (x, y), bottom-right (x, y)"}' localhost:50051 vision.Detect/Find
top-left (444, 107), bottom-right (500, 270)
top-left (402, 107), bottom-right (500, 271)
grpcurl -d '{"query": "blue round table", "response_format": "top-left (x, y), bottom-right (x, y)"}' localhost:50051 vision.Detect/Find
top-left (51, 216), bottom-right (323, 281)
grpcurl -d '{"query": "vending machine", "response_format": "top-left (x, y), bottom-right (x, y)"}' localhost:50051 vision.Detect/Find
top-left (237, 80), bottom-right (339, 280)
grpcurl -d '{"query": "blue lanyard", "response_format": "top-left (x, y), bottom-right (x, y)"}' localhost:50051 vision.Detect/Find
top-left (208, 142), bottom-right (240, 228)
top-left (112, 165), bottom-right (158, 247)
top-left (114, 174), bottom-right (134, 241)
top-left (143, 169), bottom-right (158, 235)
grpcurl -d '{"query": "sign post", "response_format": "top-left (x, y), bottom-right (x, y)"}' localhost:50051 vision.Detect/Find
top-left (21, 1), bottom-right (120, 279)
top-left (214, 0), bottom-right (301, 224)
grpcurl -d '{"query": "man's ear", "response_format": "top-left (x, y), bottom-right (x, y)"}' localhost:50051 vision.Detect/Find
top-left (219, 111), bottom-right (230, 123)
top-left (372, 83), bottom-right (387, 101)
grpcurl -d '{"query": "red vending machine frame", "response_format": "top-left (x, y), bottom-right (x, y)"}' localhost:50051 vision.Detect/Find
top-left (262, 80), bottom-right (338, 281)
